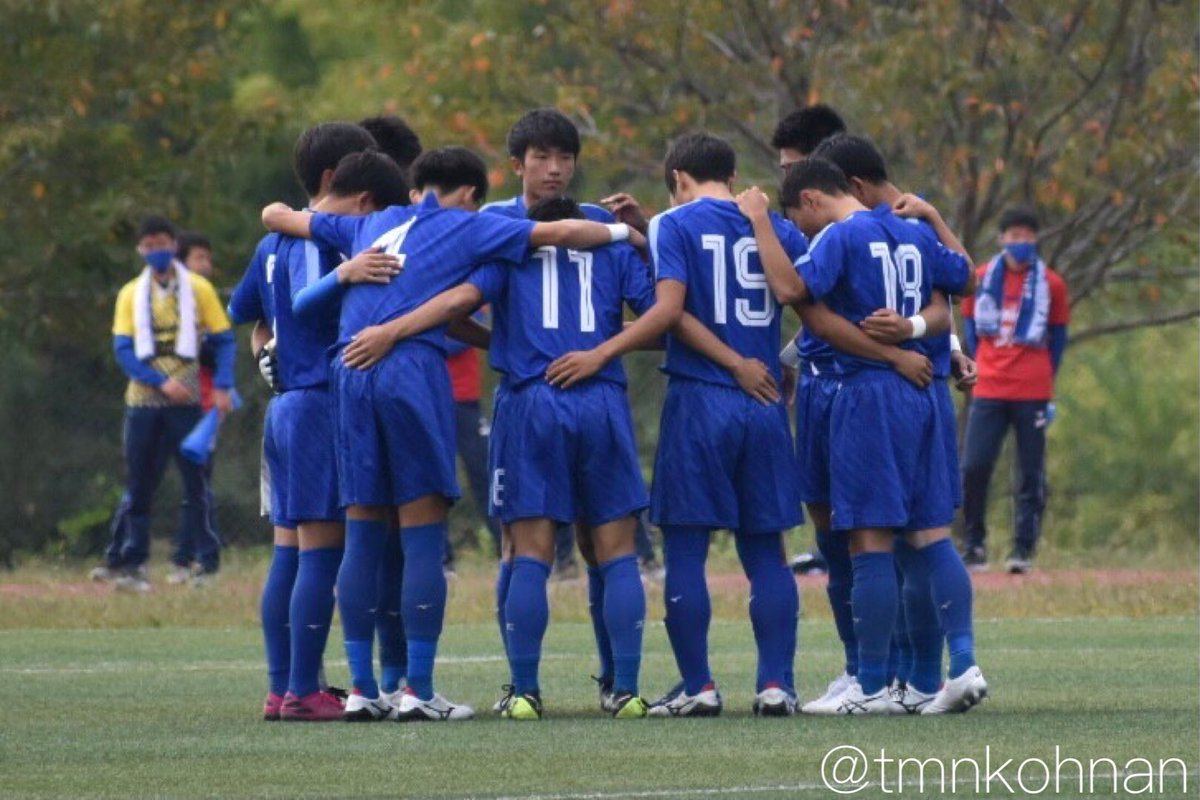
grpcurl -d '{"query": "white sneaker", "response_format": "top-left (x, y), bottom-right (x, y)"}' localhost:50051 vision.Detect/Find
top-left (833, 680), bottom-right (904, 715)
top-left (647, 682), bottom-right (723, 718)
top-left (891, 683), bottom-right (938, 715)
top-left (753, 686), bottom-right (797, 717)
top-left (342, 692), bottom-right (396, 722)
top-left (801, 672), bottom-right (855, 715)
top-left (113, 567), bottom-right (151, 593)
top-left (922, 666), bottom-right (988, 714)
top-left (381, 682), bottom-right (408, 710)
top-left (165, 565), bottom-right (191, 585)
top-left (90, 566), bottom-right (121, 583)
top-left (394, 689), bottom-right (474, 721)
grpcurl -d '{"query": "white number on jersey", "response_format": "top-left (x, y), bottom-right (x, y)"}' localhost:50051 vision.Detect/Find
top-left (537, 246), bottom-right (595, 332)
top-left (265, 254), bottom-right (276, 285)
top-left (701, 234), bottom-right (775, 327)
top-left (870, 241), bottom-right (923, 317)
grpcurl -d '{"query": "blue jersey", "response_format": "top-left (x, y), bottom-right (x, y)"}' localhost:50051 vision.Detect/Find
top-left (227, 233), bottom-right (280, 328)
top-left (482, 195), bottom-right (615, 223)
top-left (649, 197), bottom-right (808, 387)
top-left (316, 194), bottom-right (535, 350)
top-left (797, 205), bottom-right (971, 376)
top-left (272, 235), bottom-right (342, 390)
top-left (468, 242), bottom-right (654, 388)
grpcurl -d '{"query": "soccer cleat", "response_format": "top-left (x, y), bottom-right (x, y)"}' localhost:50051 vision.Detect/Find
top-left (381, 682), bottom-right (408, 710)
top-left (801, 672), bottom-right (856, 715)
top-left (891, 683), bottom-right (938, 715)
top-left (640, 559), bottom-right (666, 584)
top-left (342, 691), bottom-right (396, 722)
top-left (501, 692), bottom-right (543, 721)
top-left (280, 690), bottom-right (345, 722)
top-left (833, 680), bottom-right (905, 715)
top-left (592, 675), bottom-right (616, 713)
top-left (753, 685), bottom-right (798, 717)
top-left (610, 692), bottom-right (648, 719)
top-left (1005, 546), bottom-right (1033, 575)
top-left (113, 566), bottom-right (151, 593)
top-left (647, 681), bottom-right (723, 718)
top-left (190, 567), bottom-right (218, 588)
top-left (492, 684), bottom-right (516, 714)
top-left (89, 565), bottom-right (122, 583)
top-left (166, 565), bottom-right (191, 585)
top-left (962, 544), bottom-right (989, 572)
top-left (790, 550), bottom-right (828, 576)
top-left (921, 666), bottom-right (988, 714)
top-left (262, 692), bottom-right (284, 721)
top-left (394, 688), bottom-right (475, 722)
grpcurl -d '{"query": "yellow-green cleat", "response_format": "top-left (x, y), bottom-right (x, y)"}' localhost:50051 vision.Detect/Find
top-left (501, 692), bottom-right (543, 720)
top-left (611, 692), bottom-right (648, 719)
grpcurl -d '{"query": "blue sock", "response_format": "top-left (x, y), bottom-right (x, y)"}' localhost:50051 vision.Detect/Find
top-left (600, 554), bottom-right (645, 695)
top-left (662, 526), bottom-right (713, 695)
top-left (587, 565), bottom-right (615, 685)
top-left (496, 559), bottom-right (513, 680)
top-left (287, 546), bottom-right (342, 697)
top-left (376, 525), bottom-right (406, 693)
top-left (890, 558), bottom-right (911, 686)
top-left (895, 539), bottom-right (944, 694)
top-left (736, 533), bottom-right (798, 692)
top-left (921, 539), bottom-right (976, 678)
top-left (505, 556), bottom-right (551, 695)
top-left (816, 529), bottom-right (857, 676)
top-left (401, 522), bottom-right (448, 700)
top-left (337, 518), bottom-right (387, 698)
top-left (261, 544), bottom-right (298, 696)
top-left (850, 551), bottom-right (898, 695)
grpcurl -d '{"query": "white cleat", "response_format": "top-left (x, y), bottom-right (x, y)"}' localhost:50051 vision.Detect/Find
top-left (381, 682), bottom-right (408, 710)
top-left (833, 680), bottom-right (905, 715)
top-left (342, 693), bottom-right (396, 722)
top-left (394, 689), bottom-right (474, 721)
top-left (113, 567), bottom-right (151, 593)
top-left (801, 672), bottom-right (855, 715)
top-left (90, 566), bottom-right (122, 583)
top-left (753, 686), bottom-right (797, 717)
top-left (891, 683), bottom-right (938, 715)
top-left (921, 666), bottom-right (988, 714)
top-left (647, 682), bottom-right (723, 718)
top-left (165, 565), bottom-right (191, 585)
top-left (492, 684), bottom-right (515, 714)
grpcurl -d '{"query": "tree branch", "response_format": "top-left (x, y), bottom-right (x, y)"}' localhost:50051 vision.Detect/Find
top-left (1070, 308), bottom-right (1200, 343)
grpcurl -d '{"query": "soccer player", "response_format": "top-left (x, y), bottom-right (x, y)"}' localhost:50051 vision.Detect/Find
top-left (263, 145), bottom-right (646, 722)
top-left (227, 121), bottom-right (397, 721)
top-left (747, 157), bottom-right (987, 715)
top-left (96, 216), bottom-right (234, 593)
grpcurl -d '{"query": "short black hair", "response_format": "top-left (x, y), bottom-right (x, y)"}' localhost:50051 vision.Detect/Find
top-left (812, 134), bottom-right (888, 184)
top-left (358, 115), bottom-right (423, 171)
top-left (526, 196), bottom-right (585, 222)
top-left (506, 108), bottom-right (581, 160)
top-left (780, 157), bottom-right (850, 208)
top-left (411, 146), bottom-right (490, 203)
top-left (770, 105), bottom-right (847, 156)
top-left (176, 231), bottom-right (211, 261)
top-left (663, 132), bottom-right (736, 194)
top-left (292, 121), bottom-right (377, 198)
top-left (330, 149), bottom-right (411, 208)
top-left (136, 215), bottom-right (177, 241)
top-left (999, 206), bottom-right (1040, 233)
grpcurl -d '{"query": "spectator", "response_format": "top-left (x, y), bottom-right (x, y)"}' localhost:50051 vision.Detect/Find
top-left (960, 207), bottom-right (1070, 574)
top-left (91, 216), bottom-right (235, 592)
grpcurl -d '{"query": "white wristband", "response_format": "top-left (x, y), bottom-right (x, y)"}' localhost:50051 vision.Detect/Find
top-left (606, 223), bottom-right (629, 243)
top-left (907, 314), bottom-right (928, 339)
top-left (779, 339), bottom-right (801, 369)
top-left (950, 334), bottom-right (962, 353)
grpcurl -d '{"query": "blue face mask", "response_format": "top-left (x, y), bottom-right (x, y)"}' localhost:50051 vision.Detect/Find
top-left (1004, 242), bottom-right (1038, 266)
top-left (143, 249), bottom-right (174, 273)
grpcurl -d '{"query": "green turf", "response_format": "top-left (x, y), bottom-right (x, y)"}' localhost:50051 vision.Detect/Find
top-left (1, 614), bottom-right (1197, 799)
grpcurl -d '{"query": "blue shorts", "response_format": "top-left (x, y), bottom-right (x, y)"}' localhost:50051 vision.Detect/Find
top-left (494, 380), bottom-right (648, 525)
top-left (934, 381), bottom-right (963, 509)
top-left (795, 369), bottom-right (839, 506)
top-left (651, 378), bottom-right (800, 535)
top-left (332, 343), bottom-right (460, 508)
top-left (263, 388), bottom-right (341, 528)
top-left (486, 381), bottom-right (510, 518)
top-left (829, 371), bottom-right (955, 532)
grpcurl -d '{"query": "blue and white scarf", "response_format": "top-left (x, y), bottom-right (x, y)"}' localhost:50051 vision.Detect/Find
top-left (973, 254), bottom-right (1049, 346)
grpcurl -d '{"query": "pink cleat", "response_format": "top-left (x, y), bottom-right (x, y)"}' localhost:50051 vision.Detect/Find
top-left (280, 690), bottom-right (347, 722)
top-left (263, 692), bottom-right (285, 721)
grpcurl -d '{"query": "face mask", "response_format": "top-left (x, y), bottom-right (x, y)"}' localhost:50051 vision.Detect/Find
top-left (1004, 242), bottom-right (1038, 266)
top-left (143, 249), bottom-right (174, 273)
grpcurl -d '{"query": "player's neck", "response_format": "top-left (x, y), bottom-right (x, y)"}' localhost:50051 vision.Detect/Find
top-left (691, 182), bottom-right (734, 202)
top-left (307, 192), bottom-right (325, 210)
top-left (833, 196), bottom-right (867, 221)
top-left (875, 183), bottom-right (902, 206)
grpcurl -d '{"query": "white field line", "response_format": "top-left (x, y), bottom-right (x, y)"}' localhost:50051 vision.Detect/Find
top-left (0, 653), bottom-right (574, 675)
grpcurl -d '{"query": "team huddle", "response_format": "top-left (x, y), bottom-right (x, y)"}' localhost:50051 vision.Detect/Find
top-left (229, 105), bottom-right (989, 722)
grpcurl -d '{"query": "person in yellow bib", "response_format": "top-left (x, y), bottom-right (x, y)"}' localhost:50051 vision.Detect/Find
top-left (91, 216), bottom-right (236, 592)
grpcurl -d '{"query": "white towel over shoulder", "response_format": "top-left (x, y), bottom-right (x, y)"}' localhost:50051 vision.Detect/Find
top-left (132, 261), bottom-right (197, 361)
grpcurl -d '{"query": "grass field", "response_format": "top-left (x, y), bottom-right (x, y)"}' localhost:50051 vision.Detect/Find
top-left (1, 559), bottom-right (1198, 799)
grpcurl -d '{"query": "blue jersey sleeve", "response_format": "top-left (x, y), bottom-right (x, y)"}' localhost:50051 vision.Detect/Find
top-left (470, 214), bottom-right (535, 265)
top-left (467, 263), bottom-right (508, 304)
top-left (618, 245), bottom-right (656, 315)
top-left (796, 226), bottom-right (845, 301)
top-left (581, 203), bottom-right (617, 223)
top-left (310, 212), bottom-right (364, 255)
top-left (648, 213), bottom-right (687, 284)
top-left (289, 241), bottom-right (327, 302)
top-left (930, 242), bottom-right (971, 296)
top-left (227, 241), bottom-right (267, 325)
